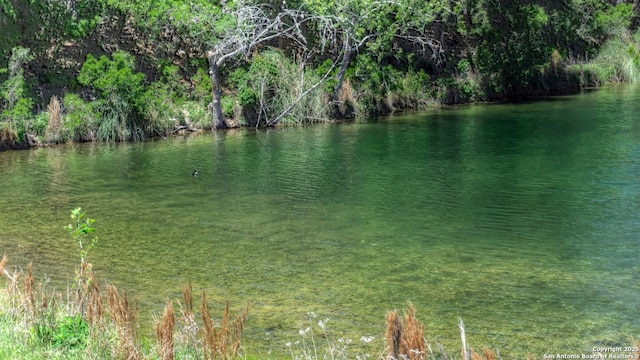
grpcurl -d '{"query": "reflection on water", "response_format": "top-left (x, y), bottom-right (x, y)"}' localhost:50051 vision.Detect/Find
top-left (1, 85), bottom-right (640, 357)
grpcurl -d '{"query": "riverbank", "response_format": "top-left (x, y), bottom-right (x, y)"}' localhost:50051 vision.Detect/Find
top-left (0, 75), bottom-right (599, 153)
top-left (5, 252), bottom-right (638, 360)
top-left (2, 1), bottom-right (639, 150)
top-left (0, 252), bottom-right (501, 360)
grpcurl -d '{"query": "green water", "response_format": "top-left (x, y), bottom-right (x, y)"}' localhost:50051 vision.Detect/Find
top-left (1, 85), bottom-right (640, 357)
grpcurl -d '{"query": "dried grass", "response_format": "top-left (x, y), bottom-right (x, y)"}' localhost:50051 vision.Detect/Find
top-left (8, 268), bottom-right (20, 296)
top-left (0, 253), bottom-right (7, 278)
top-left (401, 303), bottom-right (426, 360)
top-left (482, 347), bottom-right (496, 360)
top-left (182, 281), bottom-right (193, 315)
top-left (156, 299), bottom-right (176, 360)
top-left (385, 310), bottom-right (403, 360)
top-left (45, 95), bottom-right (67, 144)
top-left (201, 292), bottom-right (249, 360)
top-left (0, 127), bottom-right (17, 143)
top-left (471, 347), bottom-right (497, 360)
top-left (177, 281), bottom-right (199, 350)
top-left (86, 270), bottom-right (103, 326)
top-left (24, 262), bottom-right (35, 316)
top-left (106, 284), bottom-right (140, 360)
top-left (336, 78), bottom-right (356, 117)
top-left (385, 303), bottom-right (426, 360)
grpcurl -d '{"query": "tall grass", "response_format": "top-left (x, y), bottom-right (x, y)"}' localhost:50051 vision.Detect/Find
top-left (285, 312), bottom-right (380, 360)
top-left (44, 95), bottom-right (68, 144)
top-left (232, 50), bottom-right (331, 127)
top-left (105, 284), bottom-right (141, 359)
top-left (0, 254), bottom-right (250, 360)
top-left (63, 93), bottom-right (99, 142)
top-left (2, 253), bottom-right (639, 359)
top-left (385, 303), bottom-right (425, 360)
top-left (270, 57), bottom-right (331, 126)
top-left (593, 37), bottom-right (639, 82)
top-left (155, 300), bottom-right (175, 360)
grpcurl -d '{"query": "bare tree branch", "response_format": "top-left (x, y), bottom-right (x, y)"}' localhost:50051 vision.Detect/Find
top-left (267, 55), bottom-right (341, 126)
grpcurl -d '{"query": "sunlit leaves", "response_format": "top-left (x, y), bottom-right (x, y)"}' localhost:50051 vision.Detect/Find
top-left (0, 0), bottom-right (14, 21)
top-left (77, 51), bottom-right (145, 102)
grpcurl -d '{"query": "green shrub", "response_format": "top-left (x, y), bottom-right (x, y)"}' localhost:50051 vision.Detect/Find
top-left (228, 49), bottom-right (329, 126)
top-left (138, 85), bottom-right (178, 135)
top-left (348, 54), bottom-right (403, 116)
top-left (594, 37), bottom-right (639, 82)
top-left (395, 69), bottom-right (432, 108)
top-left (190, 67), bottom-right (212, 102)
top-left (180, 100), bottom-right (211, 129)
top-left (0, 46), bottom-right (35, 138)
top-left (96, 95), bottom-right (141, 142)
top-left (63, 93), bottom-right (99, 142)
top-left (77, 51), bottom-right (145, 101)
top-left (77, 51), bottom-right (147, 141)
top-left (31, 313), bottom-right (89, 349)
top-left (52, 316), bottom-right (89, 348)
top-left (221, 95), bottom-right (236, 118)
top-left (31, 112), bottom-right (49, 138)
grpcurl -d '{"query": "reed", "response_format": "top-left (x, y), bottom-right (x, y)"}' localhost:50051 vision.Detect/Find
top-left (45, 95), bottom-right (67, 144)
top-left (231, 301), bottom-right (248, 357)
top-left (335, 78), bottom-right (356, 118)
top-left (106, 284), bottom-right (140, 360)
top-left (156, 299), bottom-right (176, 360)
top-left (385, 310), bottom-right (402, 360)
top-left (23, 262), bottom-right (34, 316)
top-left (182, 281), bottom-right (193, 315)
top-left (0, 254), bottom-right (7, 280)
top-left (201, 291), bottom-right (216, 359)
top-left (470, 347), bottom-right (496, 360)
top-left (201, 291), bottom-right (249, 360)
top-left (85, 270), bottom-right (103, 327)
top-left (385, 303), bottom-right (426, 360)
top-left (401, 303), bottom-right (426, 360)
top-left (177, 280), bottom-right (199, 352)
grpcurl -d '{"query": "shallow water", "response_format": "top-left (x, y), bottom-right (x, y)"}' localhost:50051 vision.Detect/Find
top-left (1, 85), bottom-right (640, 357)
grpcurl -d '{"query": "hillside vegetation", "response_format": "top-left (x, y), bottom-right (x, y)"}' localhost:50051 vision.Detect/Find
top-left (0, 0), bottom-right (639, 146)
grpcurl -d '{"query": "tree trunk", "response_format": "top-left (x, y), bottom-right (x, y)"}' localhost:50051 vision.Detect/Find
top-left (208, 54), bottom-right (227, 129)
top-left (332, 44), bottom-right (354, 103)
top-left (330, 45), bottom-right (355, 118)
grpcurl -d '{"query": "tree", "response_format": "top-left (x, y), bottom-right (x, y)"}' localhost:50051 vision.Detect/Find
top-left (459, 1), bottom-right (557, 97)
top-left (175, 1), bottom-right (338, 129)
top-left (302, 0), bottom-right (447, 116)
top-left (0, 0), bottom-right (14, 23)
top-left (0, 46), bottom-right (34, 131)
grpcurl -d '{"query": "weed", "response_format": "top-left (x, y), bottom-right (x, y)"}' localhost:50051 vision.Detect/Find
top-left (65, 207), bottom-right (98, 265)
top-left (286, 312), bottom-right (379, 360)
top-left (106, 284), bottom-right (140, 359)
top-left (156, 299), bottom-right (176, 360)
top-left (201, 292), bottom-right (249, 360)
top-left (52, 315), bottom-right (89, 348)
top-left (44, 95), bottom-right (67, 144)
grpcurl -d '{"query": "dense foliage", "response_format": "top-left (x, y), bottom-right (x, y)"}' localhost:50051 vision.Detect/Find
top-left (0, 0), bottom-right (639, 144)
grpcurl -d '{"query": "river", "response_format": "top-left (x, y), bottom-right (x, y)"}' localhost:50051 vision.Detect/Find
top-left (1, 84), bottom-right (639, 358)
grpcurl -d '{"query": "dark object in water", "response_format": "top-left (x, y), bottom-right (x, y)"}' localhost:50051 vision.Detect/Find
top-left (192, 169), bottom-right (199, 176)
